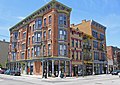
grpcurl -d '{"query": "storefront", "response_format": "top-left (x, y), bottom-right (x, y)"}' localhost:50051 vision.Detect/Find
top-left (93, 61), bottom-right (108, 75)
top-left (8, 57), bottom-right (71, 77)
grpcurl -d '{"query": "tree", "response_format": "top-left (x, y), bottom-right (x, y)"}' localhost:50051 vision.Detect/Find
top-left (0, 63), bottom-right (2, 68)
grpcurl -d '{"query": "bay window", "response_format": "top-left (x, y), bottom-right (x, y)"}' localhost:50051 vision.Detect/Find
top-left (59, 29), bottom-right (67, 40)
top-left (34, 32), bottom-right (42, 42)
top-left (35, 19), bottom-right (42, 29)
top-left (59, 44), bottom-right (67, 56)
top-left (58, 14), bottom-right (67, 26)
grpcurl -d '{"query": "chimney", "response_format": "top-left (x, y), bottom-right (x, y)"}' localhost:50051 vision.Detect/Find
top-left (3, 39), bottom-right (5, 42)
top-left (71, 24), bottom-right (75, 27)
top-left (82, 20), bottom-right (86, 23)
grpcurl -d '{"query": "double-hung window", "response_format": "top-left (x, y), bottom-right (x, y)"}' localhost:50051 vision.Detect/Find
top-left (59, 44), bottom-right (67, 56)
top-left (58, 14), bottom-right (67, 26)
top-left (48, 29), bottom-right (51, 39)
top-left (44, 18), bottom-right (46, 27)
top-left (49, 16), bottom-right (52, 25)
top-left (35, 19), bottom-right (42, 29)
top-left (48, 44), bottom-right (51, 56)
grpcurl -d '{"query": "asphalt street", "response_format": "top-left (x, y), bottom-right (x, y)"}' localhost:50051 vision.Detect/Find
top-left (0, 74), bottom-right (120, 85)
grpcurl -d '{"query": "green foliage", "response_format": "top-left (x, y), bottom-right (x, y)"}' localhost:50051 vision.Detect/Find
top-left (0, 63), bottom-right (2, 68)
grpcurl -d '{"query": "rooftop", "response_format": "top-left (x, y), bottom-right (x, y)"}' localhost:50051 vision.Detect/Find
top-left (9, 0), bottom-right (72, 32)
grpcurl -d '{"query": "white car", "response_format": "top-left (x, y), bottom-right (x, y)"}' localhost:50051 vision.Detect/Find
top-left (118, 73), bottom-right (120, 78)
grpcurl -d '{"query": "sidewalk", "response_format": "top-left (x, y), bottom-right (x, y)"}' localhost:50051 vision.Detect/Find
top-left (21, 74), bottom-right (112, 80)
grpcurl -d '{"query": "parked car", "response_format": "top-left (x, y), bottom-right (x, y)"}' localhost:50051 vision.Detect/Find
top-left (111, 70), bottom-right (120, 75)
top-left (4, 69), bottom-right (11, 75)
top-left (0, 69), bottom-right (5, 74)
top-left (10, 70), bottom-right (21, 76)
top-left (0, 68), bottom-right (7, 74)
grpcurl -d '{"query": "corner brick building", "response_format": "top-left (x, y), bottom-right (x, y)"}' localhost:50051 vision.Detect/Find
top-left (8, 0), bottom-right (107, 77)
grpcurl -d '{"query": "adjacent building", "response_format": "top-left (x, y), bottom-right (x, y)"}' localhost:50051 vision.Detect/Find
top-left (71, 20), bottom-right (107, 75)
top-left (8, 0), bottom-right (107, 77)
top-left (107, 46), bottom-right (120, 72)
top-left (0, 39), bottom-right (9, 68)
top-left (70, 27), bottom-right (93, 76)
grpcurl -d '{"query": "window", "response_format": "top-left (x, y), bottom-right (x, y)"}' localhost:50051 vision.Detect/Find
top-left (48, 44), bottom-right (51, 56)
top-left (38, 20), bottom-right (42, 27)
top-left (48, 29), bottom-right (51, 39)
top-left (28, 37), bottom-right (30, 45)
top-left (35, 19), bottom-right (42, 29)
top-left (93, 41), bottom-right (98, 48)
top-left (23, 32), bottom-right (26, 39)
top-left (35, 32), bottom-right (42, 42)
top-left (12, 52), bottom-right (16, 60)
top-left (64, 15), bottom-right (67, 25)
top-left (22, 44), bottom-right (25, 50)
top-left (101, 53), bottom-right (106, 61)
top-left (100, 34), bottom-right (104, 40)
top-left (72, 39), bottom-right (74, 47)
top-left (76, 52), bottom-right (78, 60)
top-left (76, 40), bottom-right (78, 48)
top-left (33, 24), bottom-right (35, 31)
top-left (80, 51), bottom-right (82, 60)
top-left (28, 49), bottom-right (30, 58)
top-left (32, 48), bottom-right (34, 57)
top-left (43, 31), bottom-right (46, 40)
top-left (59, 44), bottom-right (63, 56)
top-left (92, 30), bottom-right (98, 38)
top-left (79, 41), bottom-right (81, 48)
top-left (100, 42), bottom-right (103, 48)
top-left (21, 52), bottom-right (24, 59)
top-left (13, 32), bottom-right (18, 40)
top-left (59, 30), bottom-right (63, 40)
top-left (49, 16), bottom-right (52, 24)
top-left (43, 45), bottom-right (46, 56)
top-left (63, 45), bottom-right (67, 55)
top-left (64, 30), bottom-right (67, 40)
top-left (44, 18), bottom-right (46, 26)
top-left (12, 43), bottom-right (17, 49)
top-left (35, 46), bottom-right (40, 56)
top-left (72, 51), bottom-right (74, 59)
top-left (59, 15), bottom-right (63, 25)
top-left (19, 32), bottom-right (20, 39)
top-left (59, 29), bottom-right (67, 40)
top-left (58, 14), bottom-right (67, 26)
top-left (59, 44), bottom-right (67, 56)
top-left (18, 42), bottom-right (19, 49)
top-left (29, 26), bottom-right (31, 33)
top-left (38, 33), bottom-right (41, 41)
top-left (32, 36), bottom-right (34, 44)
top-left (94, 52), bottom-right (99, 60)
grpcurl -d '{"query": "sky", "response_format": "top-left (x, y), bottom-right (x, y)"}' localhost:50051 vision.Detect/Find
top-left (0, 0), bottom-right (120, 48)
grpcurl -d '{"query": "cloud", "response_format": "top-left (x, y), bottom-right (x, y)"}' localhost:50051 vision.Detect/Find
top-left (17, 16), bottom-right (25, 20)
